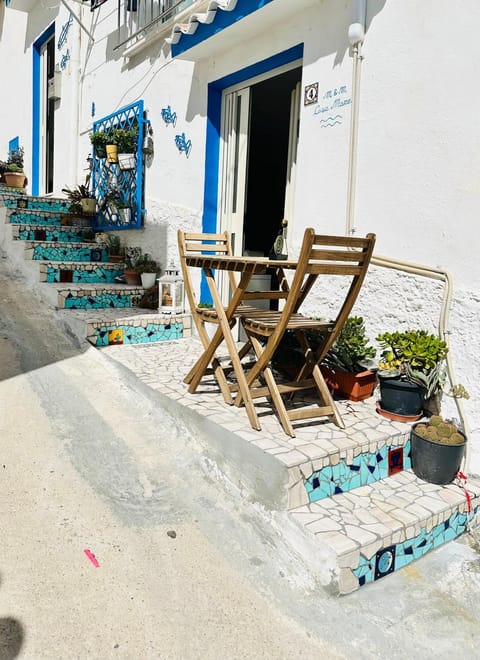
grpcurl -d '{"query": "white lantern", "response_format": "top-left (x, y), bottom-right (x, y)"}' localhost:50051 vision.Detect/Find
top-left (158, 260), bottom-right (184, 314)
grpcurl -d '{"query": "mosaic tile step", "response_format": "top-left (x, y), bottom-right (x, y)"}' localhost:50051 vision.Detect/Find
top-left (12, 224), bottom-right (94, 243)
top-left (24, 240), bottom-right (108, 262)
top-left (87, 313), bottom-right (191, 347)
top-left (39, 261), bottom-right (124, 284)
top-left (3, 195), bottom-right (71, 212)
top-left (0, 185), bottom-right (26, 198)
top-left (55, 283), bottom-right (144, 310)
top-left (290, 469), bottom-right (480, 595)
top-left (6, 209), bottom-right (67, 229)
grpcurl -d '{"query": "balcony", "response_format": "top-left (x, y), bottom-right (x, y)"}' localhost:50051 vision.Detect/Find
top-left (116, 0), bottom-right (203, 56)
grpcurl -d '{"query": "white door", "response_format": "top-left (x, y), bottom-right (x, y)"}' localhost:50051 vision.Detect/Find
top-left (219, 87), bottom-right (250, 257)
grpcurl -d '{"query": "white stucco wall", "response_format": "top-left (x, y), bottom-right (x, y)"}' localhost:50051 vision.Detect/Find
top-left (1, 0), bottom-right (479, 468)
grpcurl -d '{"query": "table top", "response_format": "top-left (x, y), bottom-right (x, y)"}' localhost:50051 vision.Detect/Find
top-left (185, 254), bottom-right (298, 273)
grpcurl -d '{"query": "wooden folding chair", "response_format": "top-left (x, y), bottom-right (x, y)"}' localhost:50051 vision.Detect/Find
top-left (177, 229), bottom-right (288, 405)
top-left (237, 229), bottom-right (376, 436)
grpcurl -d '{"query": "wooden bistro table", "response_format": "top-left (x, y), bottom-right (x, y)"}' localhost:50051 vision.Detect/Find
top-left (184, 254), bottom-right (299, 432)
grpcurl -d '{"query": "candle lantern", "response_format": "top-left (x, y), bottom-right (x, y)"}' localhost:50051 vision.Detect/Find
top-left (158, 260), bottom-right (184, 314)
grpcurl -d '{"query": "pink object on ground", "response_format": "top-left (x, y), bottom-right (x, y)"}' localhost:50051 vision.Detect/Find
top-left (84, 549), bottom-right (100, 567)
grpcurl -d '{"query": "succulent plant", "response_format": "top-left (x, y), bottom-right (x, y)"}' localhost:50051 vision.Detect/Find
top-left (323, 316), bottom-right (376, 373)
top-left (414, 415), bottom-right (465, 445)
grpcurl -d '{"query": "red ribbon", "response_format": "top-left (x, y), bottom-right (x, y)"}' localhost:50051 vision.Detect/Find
top-left (456, 471), bottom-right (472, 515)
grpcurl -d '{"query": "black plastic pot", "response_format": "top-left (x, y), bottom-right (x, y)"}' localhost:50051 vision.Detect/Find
top-left (378, 374), bottom-right (424, 416)
top-left (410, 424), bottom-right (466, 485)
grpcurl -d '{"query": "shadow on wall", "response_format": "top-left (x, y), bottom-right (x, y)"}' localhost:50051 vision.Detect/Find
top-left (0, 617), bottom-right (24, 660)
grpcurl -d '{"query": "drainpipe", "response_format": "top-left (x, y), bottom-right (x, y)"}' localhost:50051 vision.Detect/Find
top-left (345, 0), bottom-right (366, 238)
top-left (345, 1), bottom-right (471, 472)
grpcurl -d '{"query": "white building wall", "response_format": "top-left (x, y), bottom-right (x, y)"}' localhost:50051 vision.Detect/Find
top-left (1, 0), bottom-right (479, 468)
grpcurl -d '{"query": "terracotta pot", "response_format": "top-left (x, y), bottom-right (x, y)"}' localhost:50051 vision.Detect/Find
top-left (109, 254), bottom-right (125, 263)
top-left (321, 366), bottom-right (376, 402)
top-left (124, 268), bottom-right (141, 286)
top-left (4, 172), bottom-right (26, 188)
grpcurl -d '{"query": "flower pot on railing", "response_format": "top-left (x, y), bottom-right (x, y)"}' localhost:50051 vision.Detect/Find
top-left (106, 144), bottom-right (118, 164)
top-left (118, 153), bottom-right (136, 170)
top-left (118, 207), bottom-right (132, 225)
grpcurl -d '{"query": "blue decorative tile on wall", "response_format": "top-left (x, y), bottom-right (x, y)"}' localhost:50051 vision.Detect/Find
top-left (32, 244), bottom-right (108, 262)
top-left (354, 504), bottom-right (480, 588)
top-left (94, 322), bottom-right (183, 347)
top-left (305, 437), bottom-right (410, 502)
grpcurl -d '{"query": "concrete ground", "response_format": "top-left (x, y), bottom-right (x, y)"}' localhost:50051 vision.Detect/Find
top-left (1, 252), bottom-right (480, 660)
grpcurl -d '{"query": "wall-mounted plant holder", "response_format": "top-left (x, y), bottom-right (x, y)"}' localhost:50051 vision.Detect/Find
top-left (161, 105), bottom-right (177, 126)
top-left (175, 132), bottom-right (191, 157)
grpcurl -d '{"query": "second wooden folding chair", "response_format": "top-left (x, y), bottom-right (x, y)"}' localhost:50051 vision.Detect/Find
top-left (236, 229), bottom-right (376, 437)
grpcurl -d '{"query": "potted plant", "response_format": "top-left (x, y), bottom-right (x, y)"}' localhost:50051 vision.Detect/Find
top-left (375, 330), bottom-right (449, 420)
top-left (321, 316), bottom-right (377, 402)
top-left (410, 414), bottom-right (466, 484)
top-left (4, 147), bottom-right (26, 188)
top-left (89, 129), bottom-right (111, 159)
top-left (112, 127), bottom-right (138, 170)
top-left (135, 256), bottom-right (159, 288)
top-left (123, 247), bottom-right (143, 285)
top-left (62, 174), bottom-right (96, 215)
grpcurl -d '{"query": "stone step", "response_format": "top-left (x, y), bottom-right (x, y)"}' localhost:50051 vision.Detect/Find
top-left (2, 195), bottom-right (71, 213)
top-left (7, 208), bottom-right (78, 227)
top-left (24, 240), bottom-right (108, 262)
top-left (55, 307), bottom-right (192, 347)
top-left (11, 224), bottom-right (93, 243)
top-left (52, 282), bottom-right (143, 310)
top-left (39, 260), bottom-right (124, 284)
top-left (290, 469), bottom-right (480, 594)
top-left (0, 183), bottom-right (26, 197)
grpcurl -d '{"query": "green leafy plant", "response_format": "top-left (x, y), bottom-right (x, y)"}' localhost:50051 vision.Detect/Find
top-left (111, 127), bottom-right (138, 153)
top-left (5, 147), bottom-right (24, 173)
top-left (198, 302), bottom-right (213, 308)
top-left (322, 316), bottom-right (376, 373)
top-left (89, 131), bottom-right (112, 158)
top-left (62, 173), bottom-right (94, 205)
top-left (413, 415), bottom-right (465, 446)
top-left (134, 257), bottom-right (159, 275)
top-left (376, 330), bottom-right (448, 398)
top-left (125, 247), bottom-right (143, 269)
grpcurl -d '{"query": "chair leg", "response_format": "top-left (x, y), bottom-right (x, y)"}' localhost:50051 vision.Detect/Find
top-left (311, 364), bottom-right (345, 429)
top-left (185, 323), bottom-right (234, 405)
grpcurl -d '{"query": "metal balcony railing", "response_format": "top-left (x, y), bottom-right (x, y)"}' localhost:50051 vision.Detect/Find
top-left (115, 0), bottom-right (197, 49)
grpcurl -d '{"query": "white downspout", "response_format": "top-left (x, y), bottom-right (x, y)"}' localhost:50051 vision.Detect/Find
top-left (345, 1), bottom-right (471, 472)
top-left (345, 0), bottom-right (366, 237)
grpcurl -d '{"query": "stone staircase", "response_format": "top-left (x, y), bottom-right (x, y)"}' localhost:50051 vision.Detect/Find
top-left (0, 185), bottom-right (191, 347)
top-left (105, 327), bottom-right (480, 596)
top-left (2, 184), bottom-right (478, 596)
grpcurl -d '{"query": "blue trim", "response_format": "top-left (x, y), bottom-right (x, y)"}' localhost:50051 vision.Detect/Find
top-left (8, 136), bottom-right (19, 154)
top-left (171, 0), bottom-right (274, 58)
top-left (200, 43), bottom-right (303, 303)
top-left (32, 23), bottom-right (55, 197)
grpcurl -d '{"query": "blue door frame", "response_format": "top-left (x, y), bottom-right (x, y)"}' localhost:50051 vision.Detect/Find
top-left (32, 22), bottom-right (55, 197)
top-left (200, 43), bottom-right (303, 302)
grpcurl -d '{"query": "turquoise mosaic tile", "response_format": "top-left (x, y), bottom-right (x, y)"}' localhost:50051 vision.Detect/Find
top-left (354, 504), bottom-right (480, 588)
top-left (9, 211), bottom-right (64, 226)
top-left (45, 264), bottom-right (123, 284)
top-left (31, 243), bottom-right (108, 262)
top-left (4, 197), bottom-right (70, 212)
top-left (305, 435), bottom-right (410, 502)
top-left (93, 322), bottom-right (184, 347)
top-left (18, 227), bottom-right (85, 242)
top-left (64, 292), bottom-right (134, 310)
